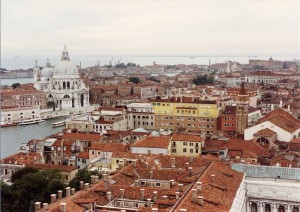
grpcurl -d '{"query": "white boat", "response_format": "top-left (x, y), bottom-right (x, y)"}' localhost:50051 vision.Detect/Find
top-left (52, 120), bottom-right (65, 127)
top-left (19, 119), bottom-right (45, 126)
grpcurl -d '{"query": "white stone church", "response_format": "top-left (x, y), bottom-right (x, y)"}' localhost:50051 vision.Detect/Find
top-left (33, 46), bottom-right (89, 111)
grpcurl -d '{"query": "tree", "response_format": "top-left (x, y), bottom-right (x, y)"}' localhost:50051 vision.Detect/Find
top-left (129, 77), bottom-right (140, 84)
top-left (1, 168), bottom-right (66, 212)
top-left (11, 167), bottom-right (38, 182)
top-left (68, 169), bottom-right (100, 190)
top-left (193, 75), bottom-right (214, 85)
top-left (12, 83), bottom-right (21, 89)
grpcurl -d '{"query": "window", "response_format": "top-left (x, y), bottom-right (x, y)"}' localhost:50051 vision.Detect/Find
top-left (190, 149), bottom-right (193, 153)
top-left (293, 207), bottom-right (299, 212)
top-left (251, 203), bottom-right (257, 212)
top-left (155, 182), bottom-right (161, 187)
top-left (189, 143), bottom-right (193, 146)
top-left (92, 151), bottom-right (95, 155)
top-left (172, 149), bottom-right (176, 153)
top-left (278, 206), bottom-right (285, 212)
top-left (183, 142), bottom-right (187, 146)
top-left (140, 181), bottom-right (146, 186)
top-left (183, 148), bottom-right (186, 153)
top-left (265, 204), bottom-right (271, 212)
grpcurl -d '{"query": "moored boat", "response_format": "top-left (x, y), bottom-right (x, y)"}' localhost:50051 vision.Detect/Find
top-left (19, 119), bottom-right (45, 126)
top-left (52, 120), bottom-right (66, 127)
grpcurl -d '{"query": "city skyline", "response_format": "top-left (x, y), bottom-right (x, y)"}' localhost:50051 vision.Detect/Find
top-left (2, 0), bottom-right (300, 57)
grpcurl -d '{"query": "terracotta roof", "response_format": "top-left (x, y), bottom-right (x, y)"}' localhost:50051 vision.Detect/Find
top-left (62, 132), bottom-right (101, 141)
top-left (253, 128), bottom-right (277, 137)
top-left (172, 134), bottom-right (203, 142)
top-left (27, 163), bottom-right (77, 172)
top-left (89, 143), bottom-right (128, 152)
top-left (131, 136), bottom-right (171, 148)
top-left (77, 151), bottom-right (89, 159)
top-left (1, 152), bottom-right (41, 165)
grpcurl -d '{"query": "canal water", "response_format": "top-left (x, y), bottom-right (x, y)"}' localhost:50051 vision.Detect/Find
top-left (0, 118), bottom-right (65, 159)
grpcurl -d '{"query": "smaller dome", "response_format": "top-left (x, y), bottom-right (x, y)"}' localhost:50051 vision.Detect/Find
top-left (40, 67), bottom-right (54, 78)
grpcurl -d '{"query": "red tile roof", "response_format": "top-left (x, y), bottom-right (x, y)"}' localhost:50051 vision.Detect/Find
top-left (172, 134), bottom-right (203, 142)
top-left (131, 136), bottom-right (171, 148)
top-left (89, 143), bottom-right (128, 152)
top-left (254, 128), bottom-right (277, 137)
top-left (27, 163), bottom-right (77, 172)
top-left (1, 152), bottom-right (42, 165)
top-left (77, 151), bottom-right (89, 159)
top-left (62, 132), bottom-right (101, 141)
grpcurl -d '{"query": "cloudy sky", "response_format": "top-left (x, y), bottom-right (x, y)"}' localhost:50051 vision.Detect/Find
top-left (2, 0), bottom-right (300, 57)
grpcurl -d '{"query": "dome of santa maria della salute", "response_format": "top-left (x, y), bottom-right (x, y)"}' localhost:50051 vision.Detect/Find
top-left (54, 45), bottom-right (79, 76)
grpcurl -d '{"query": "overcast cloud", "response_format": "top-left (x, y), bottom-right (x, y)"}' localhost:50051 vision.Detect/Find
top-left (2, 0), bottom-right (300, 57)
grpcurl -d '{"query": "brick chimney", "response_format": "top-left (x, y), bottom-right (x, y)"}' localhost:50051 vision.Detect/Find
top-left (60, 203), bottom-right (66, 212)
top-left (34, 202), bottom-right (41, 211)
top-left (153, 191), bottom-right (157, 203)
top-left (50, 194), bottom-right (57, 203)
top-left (107, 191), bottom-right (112, 202)
top-left (171, 158), bottom-right (175, 168)
top-left (57, 190), bottom-right (62, 199)
top-left (120, 188), bottom-right (125, 199)
top-left (196, 181), bottom-right (202, 193)
top-left (192, 189), bottom-right (197, 203)
top-left (65, 187), bottom-right (71, 197)
top-left (140, 189), bottom-right (145, 199)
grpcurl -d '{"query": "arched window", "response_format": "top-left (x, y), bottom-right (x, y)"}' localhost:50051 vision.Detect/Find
top-left (20, 112), bottom-right (23, 116)
top-left (63, 81), bottom-right (66, 89)
top-left (63, 94), bottom-right (70, 99)
top-left (32, 111), bottom-right (35, 114)
top-left (251, 203), bottom-right (257, 212)
top-left (279, 205), bottom-right (285, 212)
top-left (48, 94), bottom-right (53, 98)
top-left (293, 207), bottom-right (299, 212)
top-left (67, 81), bottom-right (70, 89)
top-left (265, 204), bottom-right (271, 212)
top-left (7, 114), bottom-right (11, 116)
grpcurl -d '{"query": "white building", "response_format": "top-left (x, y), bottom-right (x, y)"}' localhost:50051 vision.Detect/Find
top-left (130, 136), bottom-right (171, 155)
top-left (34, 46), bottom-right (90, 111)
top-left (232, 164), bottom-right (300, 212)
top-left (127, 103), bottom-right (155, 130)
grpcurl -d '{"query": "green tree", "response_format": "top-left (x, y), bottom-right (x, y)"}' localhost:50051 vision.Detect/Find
top-left (129, 77), bottom-right (140, 84)
top-left (193, 75), bottom-right (214, 85)
top-left (68, 169), bottom-right (99, 190)
top-left (11, 167), bottom-right (38, 182)
top-left (12, 83), bottom-right (21, 89)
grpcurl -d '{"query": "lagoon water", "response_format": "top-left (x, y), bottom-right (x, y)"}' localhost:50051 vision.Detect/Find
top-left (0, 118), bottom-right (65, 159)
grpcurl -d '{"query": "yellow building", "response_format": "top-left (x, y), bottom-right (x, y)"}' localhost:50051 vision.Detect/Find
top-left (152, 96), bottom-right (219, 133)
top-left (171, 134), bottom-right (203, 157)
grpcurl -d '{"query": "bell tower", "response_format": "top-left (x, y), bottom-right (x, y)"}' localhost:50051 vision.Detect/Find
top-left (61, 45), bottom-right (70, 61)
top-left (236, 82), bottom-right (248, 137)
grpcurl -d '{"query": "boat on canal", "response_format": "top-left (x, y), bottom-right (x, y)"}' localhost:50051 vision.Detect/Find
top-left (19, 119), bottom-right (45, 126)
top-left (52, 120), bottom-right (66, 127)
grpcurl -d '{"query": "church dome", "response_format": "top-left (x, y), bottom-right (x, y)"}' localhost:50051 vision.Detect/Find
top-left (54, 45), bottom-right (78, 75)
top-left (40, 58), bottom-right (54, 78)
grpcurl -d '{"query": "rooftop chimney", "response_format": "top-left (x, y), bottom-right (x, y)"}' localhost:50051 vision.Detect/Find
top-left (50, 194), bottom-right (57, 203)
top-left (196, 181), bottom-right (202, 193)
top-left (140, 189), bottom-right (145, 200)
top-left (185, 163), bottom-right (189, 170)
top-left (147, 198), bottom-right (152, 208)
top-left (133, 160), bottom-right (137, 167)
top-left (102, 173), bottom-right (107, 180)
top-left (66, 187), bottom-right (71, 197)
top-left (145, 162), bottom-right (149, 169)
top-left (71, 188), bottom-right (75, 195)
top-left (80, 181), bottom-right (84, 190)
top-left (107, 191), bottom-right (112, 202)
top-left (150, 171), bottom-right (153, 179)
top-left (169, 179), bottom-right (175, 187)
top-left (178, 184), bottom-right (183, 192)
top-left (171, 158), bottom-right (175, 168)
top-left (153, 191), bottom-right (158, 203)
top-left (90, 175), bottom-right (95, 184)
top-left (179, 209), bottom-right (187, 212)
top-left (60, 203), bottom-right (66, 212)
top-left (188, 167), bottom-right (193, 176)
top-left (120, 188), bottom-right (125, 199)
top-left (192, 189), bottom-right (197, 203)
top-left (94, 175), bottom-right (99, 183)
top-left (197, 196), bottom-right (204, 206)
top-left (211, 174), bottom-right (216, 182)
top-left (42, 203), bottom-right (48, 211)
top-left (175, 192), bottom-right (180, 199)
top-left (162, 195), bottom-right (168, 200)
top-left (34, 202), bottom-right (41, 211)
top-left (84, 183), bottom-right (89, 190)
top-left (152, 209), bottom-right (158, 212)
top-left (118, 162), bottom-right (123, 170)
top-left (57, 190), bottom-right (62, 199)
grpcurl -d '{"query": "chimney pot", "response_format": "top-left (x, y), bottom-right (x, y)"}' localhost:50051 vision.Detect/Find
top-left (169, 179), bottom-right (175, 188)
top-left (171, 158), bottom-right (175, 168)
top-left (90, 175), bottom-right (95, 184)
top-left (147, 198), bottom-right (152, 208)
top-left (152, 208), bottom-right (158, 212)
top-left (179, 209), bottom-right (187, 212)
top-left (50, 194), bottom-right (57, 203)
top-left (145, 162), bottom-right (149, 169)
top-left (65, 187), bottom-right (71, 197)
top-left (188, 167), bottom-right (193, 176)
top-left (133, 160), bottom-right (137, 167)
top-left (107, 191), bottom-right (112, 202)
top-left (71, 188), bottom-right (75, 195)
top-left (34, 202), bottom-right (41, 211)
top-left (102, 173), bottom-right (107, 180)
top-left (94, 175), bottom-right (99, 182)
top-left (60, 203), bottom-right (67, 212)
top-left (162, 195), bottom-right (168, 200)
top-left (118, 162), bottom-right (123, 170)
top-left (185, 163), bottom-right (189, 170)
top-left (57, 190), bottom-right (62, 199)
